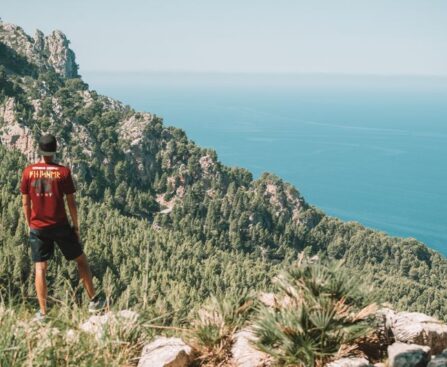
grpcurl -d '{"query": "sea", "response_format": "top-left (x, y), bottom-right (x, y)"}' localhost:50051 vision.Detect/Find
top-left (83, 71), bottom-right (447, 256)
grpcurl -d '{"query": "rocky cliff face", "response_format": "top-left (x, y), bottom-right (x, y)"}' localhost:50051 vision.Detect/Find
top-left (0, 97), bottom-right (36, 161)
top-left (0, 21), bottom-right (78, 78)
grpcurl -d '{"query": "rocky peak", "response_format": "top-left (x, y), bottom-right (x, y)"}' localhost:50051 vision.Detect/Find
top-left (44, 30), bottom-right (78, 78)
top-left (33, 29), bottom-right (45, 53)
top-left (0, 20), bottom-right (78, 78)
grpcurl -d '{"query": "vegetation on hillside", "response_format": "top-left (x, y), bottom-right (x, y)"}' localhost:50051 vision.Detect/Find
top-left (1, 23), bottom-right (447, 361)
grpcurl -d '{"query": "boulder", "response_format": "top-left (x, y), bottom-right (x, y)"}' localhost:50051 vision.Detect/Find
top-left (387, 342), bottom-right (431, 367)
top-left (326, 357), bottom-right (372, 366)
top-left (428, 357), bottom-right (447, 367)
top-left (428, 349), bottom-right (447, 367)
top-left (231, 327), bottom-right (272, 367)
top-left (379, 308), bottom-right (447, 354)
top-left (137, 336), bottom-right (193, 367)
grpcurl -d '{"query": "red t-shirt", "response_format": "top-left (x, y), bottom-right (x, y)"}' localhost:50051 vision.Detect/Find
top-left (20, 162), bottom-right (76, 229)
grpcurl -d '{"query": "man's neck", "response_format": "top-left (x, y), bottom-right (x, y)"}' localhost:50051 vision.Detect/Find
top-left (40, 156), bottom-right (54, 164)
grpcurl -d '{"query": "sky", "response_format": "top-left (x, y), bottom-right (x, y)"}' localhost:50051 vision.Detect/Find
top-left (1, 0), bottom-right (446, 75)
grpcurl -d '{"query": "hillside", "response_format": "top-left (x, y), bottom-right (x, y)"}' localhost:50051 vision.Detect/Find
top-left (1, 18), bottom-right (447, 330)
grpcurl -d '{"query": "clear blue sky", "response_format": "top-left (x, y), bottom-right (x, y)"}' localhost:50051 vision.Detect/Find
top-left (2, 0), bottom-right (446, 75)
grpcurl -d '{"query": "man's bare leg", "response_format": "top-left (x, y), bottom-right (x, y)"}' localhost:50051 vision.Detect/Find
top-left (74, 253), bottom-right (95, 299)
top-left (35, 261), bottom-right (48, 315)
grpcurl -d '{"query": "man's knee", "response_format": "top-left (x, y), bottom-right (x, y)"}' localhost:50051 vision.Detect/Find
top-left (74, 253), bottom-right (88, 267)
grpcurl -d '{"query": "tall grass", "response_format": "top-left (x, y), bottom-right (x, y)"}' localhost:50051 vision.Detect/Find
top-left (0, 298), bottom-right (155, 367)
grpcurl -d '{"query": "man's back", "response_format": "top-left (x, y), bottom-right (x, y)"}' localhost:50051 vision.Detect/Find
top-left (20, 162), bottom-right (76, 229)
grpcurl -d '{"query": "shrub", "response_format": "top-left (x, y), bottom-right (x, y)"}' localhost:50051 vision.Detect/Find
top-left (252, 254), bottom-right (377, 367)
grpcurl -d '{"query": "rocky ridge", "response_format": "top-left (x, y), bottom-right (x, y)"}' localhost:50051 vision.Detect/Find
top-left (0, 21), bottom-right (78, 78)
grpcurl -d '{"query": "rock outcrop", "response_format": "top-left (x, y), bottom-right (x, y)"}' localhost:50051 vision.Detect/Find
top-left (118, 112), bottom-right (154, 150)
top-left (80, 310), bottom-right (139, 341)
top-left (137, 336), bottom-right (194, 367)
top-left (428, 351), bottom-right (447, 367)
top-left (326, 357), bottom-right (372, 367)
top-left (379, 309), bottom-right (447, 354)
top-left (0, 97), bottom-right (37, 160)
top-left (231, 327), bottom-right (272, 367)
top-left (387, 342), bottom-right (431, 367)
top-left (0, 21), bottom-right (78, 78)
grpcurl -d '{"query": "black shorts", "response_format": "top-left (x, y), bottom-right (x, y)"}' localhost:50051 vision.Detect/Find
top-left (29, 223), bottom-right (83, 262)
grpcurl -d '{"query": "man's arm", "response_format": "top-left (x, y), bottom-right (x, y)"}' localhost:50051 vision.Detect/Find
top-left (66, 193), bottom-right (79, 235)
top-left (22, 194), bottom-right (31, 227)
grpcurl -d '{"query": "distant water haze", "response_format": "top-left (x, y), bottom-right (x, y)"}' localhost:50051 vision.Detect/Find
top-left (83, 72), bottom-right (447, 256)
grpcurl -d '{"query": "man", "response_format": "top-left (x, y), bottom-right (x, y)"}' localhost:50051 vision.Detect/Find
top-left (20, 134), bottom-right (104, 321)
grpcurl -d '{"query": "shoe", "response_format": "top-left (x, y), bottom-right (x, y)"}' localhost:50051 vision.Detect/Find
top-left (32, 310), bottom-right (47, 323)
top-left (88, 296), bottom-right (106, 313)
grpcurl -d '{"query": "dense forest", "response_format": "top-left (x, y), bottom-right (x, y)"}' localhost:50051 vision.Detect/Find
top-left (1, 21), bottom-right (447, 328)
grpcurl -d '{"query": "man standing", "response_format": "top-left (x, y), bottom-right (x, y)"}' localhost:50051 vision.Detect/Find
top-left (20, 134), bottom-right (104, 321)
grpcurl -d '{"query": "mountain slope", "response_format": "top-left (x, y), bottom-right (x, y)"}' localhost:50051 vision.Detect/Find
top-left (1, 20), bottom-right (446, 320)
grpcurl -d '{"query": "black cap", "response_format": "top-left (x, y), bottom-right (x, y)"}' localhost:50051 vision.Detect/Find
top-left (38, 134), bottom-right (57, 156)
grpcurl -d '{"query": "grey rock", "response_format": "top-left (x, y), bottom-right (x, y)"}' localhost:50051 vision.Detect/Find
top-left (378, 308), bottom-right (447, 354)
top-left (0, 98), bottom-right (37, 161)
top-left (326, 357), bottom-right (372, 366)
top-left (137, 336), bottom-right (193, 367)
top-left (80, 310), bottom-right (139, 341)
top-left (428, 356), bottom-right (447, 367)
top-left (428, 349), bottom-right (447, 367)
top-left (44, 30), bottom-right (78, 78)
top-left (231, 327), bottom-right (272, 367)
top-left (0, 21), bottom-right (78, 78)
top-left (387, 342), bottom-right (431, 367)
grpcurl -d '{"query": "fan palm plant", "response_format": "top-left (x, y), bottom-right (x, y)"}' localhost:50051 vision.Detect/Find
top-left (252, 254), bottom-right (377, 367)
top-left (185, 289), bottom-right (256, 366)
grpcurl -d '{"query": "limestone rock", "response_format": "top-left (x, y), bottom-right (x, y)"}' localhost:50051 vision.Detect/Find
top-left (428, 357), bottom-right (447, 367)
top-left (199, 154), bottom-right (215, 175)
top-left (44, 30), bottom-right (78, 78)
top-left (231, 327), bottom-right (272, 367)
top-left (257, 291), bottom-right (293, 309)
top-left (326, 357), bottom-right (372, 367)
top-left (387, 342), bottom-right (431, 367)
top-left (258, 292), bottom-right (276, 308)
top-left (0, 21), bottom-right (78, 78)
top-left (379, 308), bottom-right (447, 354)
top-left (118, 112), bottom-right (153, 149)
top-left (257, 175), bottom-right (306, 225)
top-left (137, 336), bottom-right (193, 367)
top-left (0, 98), bottom-right (37, 160)
top-left (428, 349), bottom-right (447, 367)
top-left (80, 310), bottom-right (139, 341)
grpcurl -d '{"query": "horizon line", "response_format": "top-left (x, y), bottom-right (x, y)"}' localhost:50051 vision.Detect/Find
top-left (80, 69), bottom-right (447, 78)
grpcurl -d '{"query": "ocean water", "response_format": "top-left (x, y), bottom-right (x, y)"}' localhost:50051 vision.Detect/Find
top-left (83, 72), bottom-right (447, 256)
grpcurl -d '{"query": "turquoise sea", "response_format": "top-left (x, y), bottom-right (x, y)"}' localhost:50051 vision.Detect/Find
top-left (84, 72), bottom-right (447, 256)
